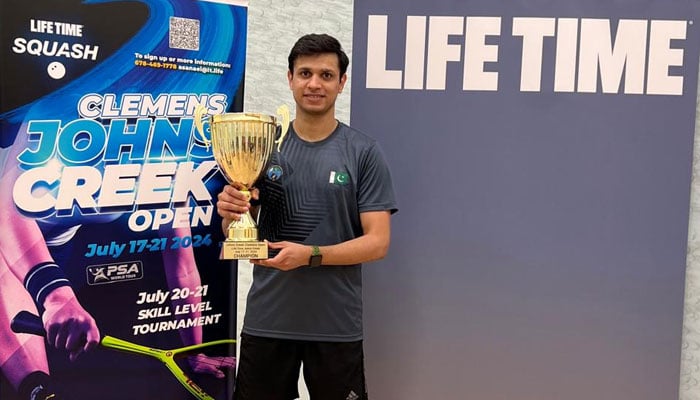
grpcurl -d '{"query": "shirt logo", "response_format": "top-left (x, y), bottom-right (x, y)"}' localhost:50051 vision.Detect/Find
top-left (267, 165), bottom-right (283, 181)
top-left (329, 170), bottom-right (349, 185)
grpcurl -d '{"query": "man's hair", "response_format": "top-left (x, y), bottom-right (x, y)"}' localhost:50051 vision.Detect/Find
top-left (288, 33), bottom-right (350, 78)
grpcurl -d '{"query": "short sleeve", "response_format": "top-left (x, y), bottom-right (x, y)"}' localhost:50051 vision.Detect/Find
top-left (357, 142), bottom-right (398, 214)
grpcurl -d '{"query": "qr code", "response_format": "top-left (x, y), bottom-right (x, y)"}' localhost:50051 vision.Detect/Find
top-left (169, 16), bottom-right (200, 51)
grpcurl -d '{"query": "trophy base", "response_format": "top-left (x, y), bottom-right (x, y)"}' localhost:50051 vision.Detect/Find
top-left (220, 240), bottom-right (268, 260)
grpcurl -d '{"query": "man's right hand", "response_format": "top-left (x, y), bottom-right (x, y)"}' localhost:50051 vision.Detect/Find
top-left (42, 286), bottom-right (100, 362)
top-left (216, 184), bottom-right (259, 223)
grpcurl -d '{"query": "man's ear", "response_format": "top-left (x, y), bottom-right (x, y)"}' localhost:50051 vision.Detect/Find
top-left (287, 70), bottom-right (293, 89)
top-left (339, 73), bottom-right (347, 92)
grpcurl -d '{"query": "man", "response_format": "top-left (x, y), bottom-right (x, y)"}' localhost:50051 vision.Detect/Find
top-left (216, 33), bottom-right (398, 399)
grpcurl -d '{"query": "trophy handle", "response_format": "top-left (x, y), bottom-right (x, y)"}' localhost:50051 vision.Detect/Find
top-left (274, 104), bottom-right (291, 152)
top-left (194, 103), bottom-right (211, 150)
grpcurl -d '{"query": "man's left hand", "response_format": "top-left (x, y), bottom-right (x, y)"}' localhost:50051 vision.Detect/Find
top-left (253, 241), bottom-right (310, 271)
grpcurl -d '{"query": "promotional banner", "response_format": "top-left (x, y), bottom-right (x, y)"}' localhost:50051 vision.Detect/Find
top-left (0, 1), bottom-right (246, 399)
top-left (352, 1), bottom-right (700, 399)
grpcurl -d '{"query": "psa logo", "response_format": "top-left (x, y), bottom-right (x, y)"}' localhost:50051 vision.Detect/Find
top-left (86, 261), bottom-right (144, 285)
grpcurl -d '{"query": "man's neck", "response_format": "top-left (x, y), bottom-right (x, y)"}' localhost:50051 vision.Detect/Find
top-left (293, 112), bottom-right (338, 142)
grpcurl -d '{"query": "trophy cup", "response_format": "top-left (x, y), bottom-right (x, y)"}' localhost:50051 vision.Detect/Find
top-left (195, 105), bottom-right (290, 260)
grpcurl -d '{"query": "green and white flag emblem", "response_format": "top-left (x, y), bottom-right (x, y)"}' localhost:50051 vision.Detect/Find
top-left (329, 171), bottom-right (349, 185)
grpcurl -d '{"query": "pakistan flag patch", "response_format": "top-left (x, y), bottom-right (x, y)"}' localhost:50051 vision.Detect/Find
top-left (329, 170), bottom-right (349, 185)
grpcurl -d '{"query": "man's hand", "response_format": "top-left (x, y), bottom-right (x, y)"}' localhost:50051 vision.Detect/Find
top-left (216, 184), bottom-right (259, 222)
top-left (254, 241), bottom-right (311, 271)
top-left (187, 354), bottom-right (236, 378)
top-left (42, 287), bottom-right (100, 362)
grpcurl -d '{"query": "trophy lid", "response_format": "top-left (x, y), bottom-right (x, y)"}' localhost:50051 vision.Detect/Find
top-left (210, 112), bottom-right (277, 124)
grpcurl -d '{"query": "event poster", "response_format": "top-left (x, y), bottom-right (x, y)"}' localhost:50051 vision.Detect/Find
top-left (0, 1), bottom-right (246, 399)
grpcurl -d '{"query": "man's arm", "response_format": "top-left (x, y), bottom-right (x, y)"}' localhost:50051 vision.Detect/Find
top-left (215, 182), bottom-right (393, 270)
top-left (0, 258), bottom-right (50, 390)
top-left (0, 142), bottom-right (100, 362)
top-left (316, 210), bottom-right (391, 264)
top-left (256, 210), bottom-right (392, 271)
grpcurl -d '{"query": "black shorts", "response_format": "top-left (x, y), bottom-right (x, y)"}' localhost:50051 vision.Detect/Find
top-left (233, 333), bottom-right (368, 400)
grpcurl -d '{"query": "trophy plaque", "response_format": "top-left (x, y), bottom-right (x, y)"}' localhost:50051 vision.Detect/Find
top-left (195, 105), bottom-right (290, 260)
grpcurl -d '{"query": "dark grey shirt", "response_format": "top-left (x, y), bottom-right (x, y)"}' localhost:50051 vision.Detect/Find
top-left (242, 122), bottom-right (397, 341)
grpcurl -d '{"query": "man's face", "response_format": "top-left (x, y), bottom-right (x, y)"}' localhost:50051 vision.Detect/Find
top-left (288, 53), bottom-right (347, 117)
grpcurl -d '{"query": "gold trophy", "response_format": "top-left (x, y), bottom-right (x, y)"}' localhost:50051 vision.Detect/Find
top-left (195, 104), bottom-right (290, 260)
